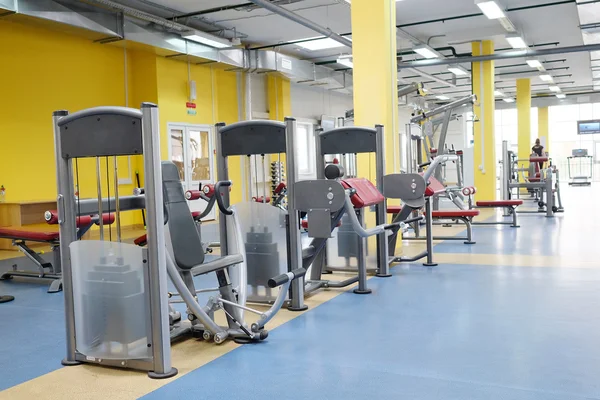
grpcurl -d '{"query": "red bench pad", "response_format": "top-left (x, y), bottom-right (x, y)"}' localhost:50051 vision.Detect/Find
top-left (432, 210), bottom-right (480, 218)
top-left (134, 234), bottom-right (147, 246)
top-left (476, 200), bottom-right (523, 207)
top-left (340, 178), bottom-right (384, 208)
top-left (422, 174), bottom-right (446, 197)
top-left (387, 205), bottom-right (403, 214)
top-left (0, 228), bottom-right (59, 242)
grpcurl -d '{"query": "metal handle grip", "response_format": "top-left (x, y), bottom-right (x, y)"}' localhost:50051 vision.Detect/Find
top-left (267, 268), bottom-right (306, 288)
top-left (215, 181), bottom-right (234, 216)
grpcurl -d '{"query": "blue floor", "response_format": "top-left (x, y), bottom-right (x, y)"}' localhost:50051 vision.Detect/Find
top-left (3, 185), bottom-right (600, 399)
top-left (142, 263), bottom-right (600, 400)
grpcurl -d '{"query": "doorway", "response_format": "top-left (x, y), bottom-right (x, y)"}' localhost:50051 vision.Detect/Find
top-left (168, 123), bottom-right (215, 220)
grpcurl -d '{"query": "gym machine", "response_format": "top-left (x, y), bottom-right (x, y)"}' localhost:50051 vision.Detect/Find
top-left (567, 149), bottom-right (593, 186)
top-left (54, 103), bottom-right (178, 378)
top-left (500, 140), bottom-right (563, 216)
top-left (55, 104), bottom-right (301, 379)
top-left (405, 95), bottom-right (477, 210)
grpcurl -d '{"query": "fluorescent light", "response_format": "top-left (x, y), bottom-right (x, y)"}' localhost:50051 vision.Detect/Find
top-left (503, 98), bottom-right (515, 103)
top-left (475, 0), bottom-right (506, 19)
top-left (494, 90), bottom-right (505, 97)
top-left (448, 66), bottom-right (469, 76)
top-left (295, 37), bottom-right (348, 50)
top-left (414, 45), bottom-right (440, 59)
top-left (549, 85), bottom-right (561, 92)
top-left (526, 59), bottom-right (542, 69)
top-left (539, 74), bottom-right (553, 82)
top-left (505, 34), bottom-right (527, 49)
top-left (436, 95), bottom-right (450, 100)
top-left (181, 30), bottom-right (232, 49)
top-left (556, 94), bottom-right (566, 99)
top-left (336, 57), bottom-right (354, 68)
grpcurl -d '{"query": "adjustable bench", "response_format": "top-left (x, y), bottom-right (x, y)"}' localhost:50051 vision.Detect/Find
top-left (0, 212), bottom-right (114, 293)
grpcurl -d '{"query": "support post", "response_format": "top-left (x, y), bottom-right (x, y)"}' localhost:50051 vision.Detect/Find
top-left (472, 40), bottom-right (496, 200)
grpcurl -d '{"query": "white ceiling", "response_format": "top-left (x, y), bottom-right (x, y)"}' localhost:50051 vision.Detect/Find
top-left (117, 0), bottom-right (600, 100)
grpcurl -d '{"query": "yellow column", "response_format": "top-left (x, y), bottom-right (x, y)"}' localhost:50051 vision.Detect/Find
top-left (538, 106), bottom-right (549, 154)
top-left (472, 41), bottom-right (496, 200)
top-left (351, 0), bottom-right (398, 180)
top-left (267, 74), bottom-right (291, 121)
top-left (517, 78), bottom-right (532, 161)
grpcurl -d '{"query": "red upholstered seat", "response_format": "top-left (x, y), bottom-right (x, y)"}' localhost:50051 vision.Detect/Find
top-left (0, 228), bottom-right (59, 242)
top-left (191, 211), bottom-right (201, 218)
top-left (528, 178), bottom-right (541, 182)
top-left (134, 234), bottom-right (147, 246)
top-left (432, 210), bottom-right (480, 218)
top-left (340, 178), bottom-right (385, 208)
top-left (476, 200), bottom-right (523, 207)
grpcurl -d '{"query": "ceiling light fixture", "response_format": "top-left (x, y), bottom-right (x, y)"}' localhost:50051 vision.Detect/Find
top-left (181, 30), bottom-right (232, 49)
top-left (448, 66), bottom-right (469, 76)
top-left (556, 94), bottom-right (566, 99)
top-left (413, 45), bottom-right (441, 59)
top-left (526, 59), bottom-right (542, 69)
top-left (336, 57), bottom-right (354, 69)
top-left (494, 90), bottom-right (505, 97)
top-left (436, 95), bottom-right (450, 100)
top-left (549, 85), bottom-right (561, 92)
top-left (539, 74), bottom-right (553, 82)
top-left (295, 37), bottom-right (348, 51)
top-left (505, 34), bottom-right (528, 49)
top-left (503, 98), bottom-right (515, 103)
top-left (475, 0), bottom-right (506, 19)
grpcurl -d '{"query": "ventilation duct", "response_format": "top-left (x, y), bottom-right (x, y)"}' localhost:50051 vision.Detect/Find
top-left (1, 0), bottom-right (353, 93)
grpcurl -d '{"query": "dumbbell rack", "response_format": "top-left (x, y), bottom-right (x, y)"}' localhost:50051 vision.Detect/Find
top-left (271, 161), bottom-right (285, 200)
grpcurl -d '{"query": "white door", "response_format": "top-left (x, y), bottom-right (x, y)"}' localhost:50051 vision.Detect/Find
top-left (169, 124), bottom-right (215, 221)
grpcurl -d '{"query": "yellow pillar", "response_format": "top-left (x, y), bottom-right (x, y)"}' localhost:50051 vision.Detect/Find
top-left (267, 74), bottom-right (291, 121)
top-left (538, 106), bottom-right (549, 154)
top-left (351, 0), bottom-right (398, 181)
top-left (472, 41), bottom-right (496, 200)
top-left (517, 78), bottom-right (532, 161)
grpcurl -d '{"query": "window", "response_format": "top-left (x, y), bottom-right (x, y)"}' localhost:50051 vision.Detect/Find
top-left (295, 122), bottom-right (316, 180)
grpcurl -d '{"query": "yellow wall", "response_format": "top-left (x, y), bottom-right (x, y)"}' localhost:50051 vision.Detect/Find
top-left (0, 19), bottom-right (244, 228)
top-left (155, 59), bottom-right (243, 203)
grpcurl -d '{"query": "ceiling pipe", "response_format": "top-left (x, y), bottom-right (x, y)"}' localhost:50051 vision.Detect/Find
top-left (246, 0), bottom-right (353, 48)
top-left (398, 43), bottom-right (600, 69)
top-left (398, 82), bottom-right (422, 97)
top-left (404, 68), bottom-right (458, 88)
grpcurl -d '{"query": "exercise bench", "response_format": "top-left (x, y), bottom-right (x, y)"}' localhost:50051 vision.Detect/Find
top-left (0, 212), bottom-right (114, 292)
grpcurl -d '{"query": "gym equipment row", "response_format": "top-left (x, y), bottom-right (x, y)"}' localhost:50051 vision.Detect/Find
top-left (500, 140), bottom-right (564, 216)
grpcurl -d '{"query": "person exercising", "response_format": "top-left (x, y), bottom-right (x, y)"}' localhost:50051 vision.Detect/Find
top-left (532, 138), bottom-right (545, 171)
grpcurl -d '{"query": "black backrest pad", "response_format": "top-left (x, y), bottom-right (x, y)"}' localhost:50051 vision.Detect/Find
top-left (219, 120), bottom-right (286, 156)
top-left (319, 127), bottom-right (377, 155)
top-left (161, 161), bottom-right (205, 269)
